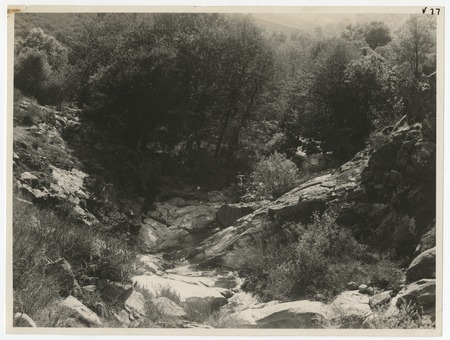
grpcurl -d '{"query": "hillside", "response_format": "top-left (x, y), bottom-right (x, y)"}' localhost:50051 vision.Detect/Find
top-left (12, 97), bottom-right (436, 329)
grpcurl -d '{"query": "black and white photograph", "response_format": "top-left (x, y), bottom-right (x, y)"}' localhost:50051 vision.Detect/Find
top-left (5, 5), bottom-right (444, 335)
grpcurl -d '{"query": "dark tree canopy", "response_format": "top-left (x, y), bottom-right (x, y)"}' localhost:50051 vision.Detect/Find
top-left (13, 13), bottom-right (437, 181)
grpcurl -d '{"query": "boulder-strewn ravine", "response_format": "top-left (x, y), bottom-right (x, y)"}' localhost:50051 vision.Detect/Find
top-left (13, 102), bottom-right (436, 328)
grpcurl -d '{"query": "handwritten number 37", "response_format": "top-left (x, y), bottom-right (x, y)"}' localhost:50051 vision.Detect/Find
top-left (422, 7), bottom-right (440, 15)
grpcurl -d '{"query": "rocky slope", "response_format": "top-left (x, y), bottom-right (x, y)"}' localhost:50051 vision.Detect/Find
top-left (13, 100), bottom-right (436, 329)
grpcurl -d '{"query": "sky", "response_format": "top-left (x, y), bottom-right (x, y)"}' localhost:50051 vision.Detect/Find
top-left (251, 12), bottom-right (411, 34)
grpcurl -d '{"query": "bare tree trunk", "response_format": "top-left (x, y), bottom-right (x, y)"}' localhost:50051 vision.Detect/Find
top-left (228, 84), bottom-right (259, 157)
top-left (213, 111), bottom-right (231, 158)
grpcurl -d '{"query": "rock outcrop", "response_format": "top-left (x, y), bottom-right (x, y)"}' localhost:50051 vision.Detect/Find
top-left (369, 291), bottom-right (392, 310)
top-left (61, 296), bottom-right (102, 327)
top-left (190, 119), bottom-right (436, 269)
top-left (406, 247), bottom-right (436, 283)
top-left (189, 151), bottom-right (369, 265)
top-left (385, 279), bottom-right (436, 319)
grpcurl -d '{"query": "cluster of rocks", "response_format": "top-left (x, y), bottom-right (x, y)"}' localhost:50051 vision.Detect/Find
top-left (15, 254), bottom-right (255, 328)
top-left (360, 118), bottom-right (436, 255)
top-left (13, 105), bottom-right (437, 329)
top-left (224, 244), bottom-right (436, 329)
top-left (188, 118), bottom-right (436, 271)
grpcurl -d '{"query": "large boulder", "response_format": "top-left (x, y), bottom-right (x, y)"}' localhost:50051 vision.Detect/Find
top-left (149, 201), bottom-right (215, 229)
top-left (97, 279), bottom-right (133, 306)
top-left (385, 279), bottom-right (436, 319)
top-left (61, 296), bottom-right (102, 327)
top-left (369, 291), bottom-right (392, 310)
top-left (140, 202), bottom-right (217, 252)
top-left (132, 275), bottom-right (228, 310)
top-left (406, 247), bottom-right (436, 283)
top-left (233, 300), bottom-right (332, 328)
top-left (415, 224), bottom-right (436, 255)
top-left (138, 217), bottom-right (187, 253)
top-left (125, 291), bottom-right (146, 318)
top-left (20, 172), bottom-right (39, 187)
top-left (151, 297), bottom-right (187, 318)
top-left (170, 205), bottom-right (216, 232)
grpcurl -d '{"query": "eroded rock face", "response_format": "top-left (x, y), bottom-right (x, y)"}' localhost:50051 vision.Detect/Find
top-left (190, 152), bottom-right (369, 264)
top-left (361, 121), bottom-right (436, 256)
top-left (192, 119), bottom-right (436, 266)
top-left (139, 202), bottom-right (217, 253)
top-left (233, 300), bottom-right (332, 328)
top-left (406, 247), bottom-right (436, 283)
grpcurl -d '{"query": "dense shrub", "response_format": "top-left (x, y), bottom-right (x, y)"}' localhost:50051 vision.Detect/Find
top-left (14, 101), bottom-right (44, 127)
top-left (250, 151), bottom-right (300, 199)
top-left (363, 300), bottom-right (435, 329)
top-left (14, 28), bottom-right (70, 104)
top-left (230, 212), bottom-right (403, 301)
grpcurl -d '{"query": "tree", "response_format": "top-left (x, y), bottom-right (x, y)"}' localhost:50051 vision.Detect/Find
top-left (14, 49), bottom-right (51, 97)
top-left (307, 39), bottom-right (362, 157)
top-left (393, 15), bottom-right (436, 80)
top-left (364, 21), bottom-right (392, 50)
top-left (344, 49), bottom-right (399, 130)
top-left (14, 28), bottom-right (69, 103)
top-left (391, 15), bottom-right (436, 122)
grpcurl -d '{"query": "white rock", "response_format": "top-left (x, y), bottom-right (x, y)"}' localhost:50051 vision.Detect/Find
top-left (62, 296), bottom-right (102, 327)
top-left (151, 297), bottom-right (186, 317)
top-left (125, 291), bottom-right (146, 317)
top-left (234, 300), bottom-right (332, 328)
top-left (20, 172), bottom-right (38, 183)
top-left (50, 166), bottom-right (88, 198)
top-left (330, 291), bottom-right (372, 319)
top-left (132, 275), bottom-right (227, 308)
